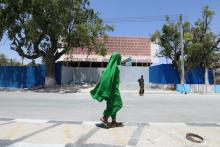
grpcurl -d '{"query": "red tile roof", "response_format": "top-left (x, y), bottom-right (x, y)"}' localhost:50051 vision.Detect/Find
top-left (70, 36), bottom-right (151, 56)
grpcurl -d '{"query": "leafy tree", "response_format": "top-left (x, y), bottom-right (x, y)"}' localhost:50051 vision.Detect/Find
top-left (186, 6), bottom-right (220, 85)
top-left (0, 0), bottom-right (113, 87)
top-left (0, 2), bottom-right (5, 40)
top-left (0, 53), bottom-right (8, 65)
top-left (27, 59), bottom-right (37, 66)
top-left (94, 37), bottom-right (109, 57)
top-left (151, 6), bottom-right (220, 87)
top-left (151, 17), bottom-right (191, 80)
top-left (9, 58), bottom-right (21, 66)
top-left (0, 53), bottom-right (22, 66)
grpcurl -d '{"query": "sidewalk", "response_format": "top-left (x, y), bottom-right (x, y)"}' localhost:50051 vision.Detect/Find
top-left (0, 86), bottom-right (180, 94)
top-left (79, 87), bottom-right (180, 94)
top-left (1, 86), bottom-right (220, 95)
top-left (0, 118), bottom-right (220, 147)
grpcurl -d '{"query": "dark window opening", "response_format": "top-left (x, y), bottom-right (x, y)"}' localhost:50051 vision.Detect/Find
top-left (59, 61), bottom-right (152, 67)
top-left (103, 62), bottom-right (108, 67)
top-left (80, 62), bottom-right (90, 67)
top-left (142, 63), bottom-right (147, 66)
top-left (132, 62), bottom-right (136, 66)
top-left (92, 62), bottom-right (102, 67)
top-left (137, 63), bottom-right (142, 66)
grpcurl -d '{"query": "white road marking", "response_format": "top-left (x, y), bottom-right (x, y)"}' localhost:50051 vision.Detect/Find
top-left (15, 118), bottom-right (49, 124)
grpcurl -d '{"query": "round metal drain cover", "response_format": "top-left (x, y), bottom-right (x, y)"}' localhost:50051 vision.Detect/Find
top-left (186, 133), bottom-right (203, 143)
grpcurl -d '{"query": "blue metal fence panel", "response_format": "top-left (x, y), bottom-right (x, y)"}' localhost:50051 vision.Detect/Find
top-left (149, 64), bottom-right (180, 84)
top-left (149, 64), bottom-right (214, 84)
top-left (0, 63), bottom-right (61, 88)
top-left (185, 67), bottom-right (214, 84)
top-left (0, 65), bottom-right (45, 88)
top-left (55, 63), bottom-right (62, 85)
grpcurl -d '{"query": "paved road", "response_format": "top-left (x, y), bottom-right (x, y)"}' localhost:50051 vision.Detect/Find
top-left (0, 91), bottom-right (220, 123)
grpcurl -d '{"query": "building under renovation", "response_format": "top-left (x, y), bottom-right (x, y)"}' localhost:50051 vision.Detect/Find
top-left (57, 36), bottom-right (158, 67)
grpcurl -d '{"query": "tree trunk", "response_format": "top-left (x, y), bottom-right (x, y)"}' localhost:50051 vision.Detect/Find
top-left (205, 67), bottom-right (209, 92)
top-left (44, 55), bottom-right (56, 88)
top-left (21, 57), bottom-right (24, 66)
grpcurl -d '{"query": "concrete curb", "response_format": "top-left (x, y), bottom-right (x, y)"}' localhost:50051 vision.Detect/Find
top-left (1, 117), bottom-right (220, 127)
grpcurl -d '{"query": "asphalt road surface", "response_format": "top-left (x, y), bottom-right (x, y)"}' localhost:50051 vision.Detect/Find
top-left (0, 91), bottom-right (220, 123)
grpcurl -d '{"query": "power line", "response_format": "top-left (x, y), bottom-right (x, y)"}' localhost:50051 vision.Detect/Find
top-left (103, 14), bottom-right (188, 20)
top-left (102, 14), bottom-right (189, 23)
top-left (104, 18), bottom-right (183, 23)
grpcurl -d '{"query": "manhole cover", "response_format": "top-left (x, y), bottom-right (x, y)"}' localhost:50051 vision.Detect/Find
top-left (186, 133), bottom-right (204, 143)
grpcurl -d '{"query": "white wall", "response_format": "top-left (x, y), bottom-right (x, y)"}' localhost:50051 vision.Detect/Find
top-left (61, 66), bottom-right (149, 86)
top-left (150, 42), bottom-right (172, 65)
top-left (61, 65), bottom-right (73, 84)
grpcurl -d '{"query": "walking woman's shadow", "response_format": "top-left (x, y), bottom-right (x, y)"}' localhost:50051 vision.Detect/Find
top-left (95, 123), bottom-right (110, 129)
top-left (95, 122), bottom-right (124, 129)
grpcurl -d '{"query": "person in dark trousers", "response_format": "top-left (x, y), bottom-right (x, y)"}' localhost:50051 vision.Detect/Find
top-left (138, 75), bottom-right (144, 96)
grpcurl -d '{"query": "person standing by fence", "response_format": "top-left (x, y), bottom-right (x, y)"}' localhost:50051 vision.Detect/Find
top-left (138, 75), bottom-right (145, 96)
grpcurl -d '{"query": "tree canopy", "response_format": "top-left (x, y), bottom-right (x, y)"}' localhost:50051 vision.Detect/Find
top-left (0, 53), bottom-right (21, 66)
top-left (151, 16), bottom-right (191, 72)
top-left (186, 6), bottom-right (220, 69)
top-left (0, 0), bottom-right (113, 87)
top-left (151, 6), bottom-right (220, 84)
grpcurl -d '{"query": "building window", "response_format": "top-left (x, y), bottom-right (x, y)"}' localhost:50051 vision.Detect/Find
top-left (92, 62), bottom-right (102, 67)
top-left (80, 62), bottom-right (90, 67)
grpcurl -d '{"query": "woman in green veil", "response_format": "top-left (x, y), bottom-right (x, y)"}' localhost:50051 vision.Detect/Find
top-left (90, 52), bottom-right (123, 127)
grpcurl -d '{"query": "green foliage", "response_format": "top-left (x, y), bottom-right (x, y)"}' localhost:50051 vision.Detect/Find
top-left (0, 53), bottom-right (8, 65)
top-left (151, 6), bottom-right (220, 74)
top-left (0, 53), bottom-right (21, 66)
top-left (185, 6), bottom-right (220, 69)
top-left (8, 58), bottom-right (21, 66)
top-left (0, 0), bottom-right (113, 86)
top-left (94, 36), bottom-right (110, 57)
top-left (95, 42), bottom-right (108, 56)
top-left (151, 18), bottom-right (191, 72)
top-left (0, 0), bottom-right (112, 60)
top-left (27, 59), bottom-right (38, 66)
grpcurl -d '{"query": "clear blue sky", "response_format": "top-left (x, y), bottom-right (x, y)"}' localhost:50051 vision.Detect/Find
top-left (0, 0), bottom-right (220, 63)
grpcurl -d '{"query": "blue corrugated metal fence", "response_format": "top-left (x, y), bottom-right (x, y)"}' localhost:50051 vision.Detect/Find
top-left (0, 64), bottom-right (61, 88)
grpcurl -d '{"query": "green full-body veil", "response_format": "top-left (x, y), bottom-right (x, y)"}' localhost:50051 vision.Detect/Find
top-left (90, 52), bottom-right (122, 102)
top-left (90, 52), bottom-right (123, 119)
